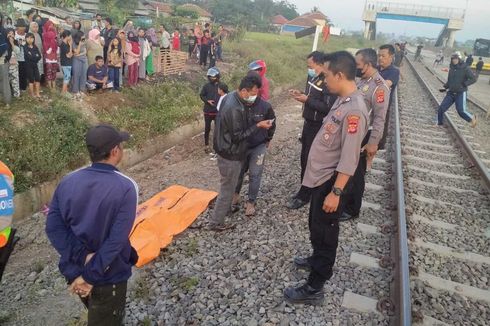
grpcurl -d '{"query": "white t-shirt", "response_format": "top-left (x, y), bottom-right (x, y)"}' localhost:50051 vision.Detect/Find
top-left (217, 94), bottom-right (227, 111)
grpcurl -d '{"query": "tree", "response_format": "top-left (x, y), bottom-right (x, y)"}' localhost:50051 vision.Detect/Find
top-left (38, 0), bottom-right (78, 8)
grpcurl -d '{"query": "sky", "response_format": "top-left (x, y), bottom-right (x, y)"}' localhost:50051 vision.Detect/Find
top-left (290, 0), bottom-right (490, 41)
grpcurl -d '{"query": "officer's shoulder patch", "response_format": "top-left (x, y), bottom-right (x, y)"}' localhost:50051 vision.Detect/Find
top-left (316, 80), bottom-right (323, 87)
top-left (347, 115), bottom-right (360, 134)
top-left (375, 88), bottom-right (385, 103)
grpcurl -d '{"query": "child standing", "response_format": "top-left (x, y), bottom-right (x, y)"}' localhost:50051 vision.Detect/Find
top-left (208, 32), bottom-right (217, 69)
top-left (71, 31), bottom-right (88, 96)
top-left (125, 31), bottom-right (140, 87)
top-left (107, 37), bottom-right (123, 92)
top-left (172, 29), bottom-right (181, 51)
top-left (42, 20), bottom-right (59, 91)
top-left (199, 67), bottom-right (220, 153)
top-left (59, 30), bottom-right (73, 94)
top-left (5, 29), bottom-right (20, 98)
top-left (23, 33), bottom-right (41, 98)
top-left (216, 82), bottom-right (229, 111)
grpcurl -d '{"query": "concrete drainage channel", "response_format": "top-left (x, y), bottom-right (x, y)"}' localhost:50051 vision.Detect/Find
top-left (399, 59), bottom-right (490, 325)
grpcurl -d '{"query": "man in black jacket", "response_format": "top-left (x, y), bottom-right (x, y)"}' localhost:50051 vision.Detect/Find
top-left (287, 51), bottom-right (337, 209)
top-left (200, 67), bottom-right (220, 152)
top-left (437, 53), bottom-right (477, 127)
top-left (210, 74), bottom-right (273, 231)
top-left (233, 88), bottom-right (276, 216)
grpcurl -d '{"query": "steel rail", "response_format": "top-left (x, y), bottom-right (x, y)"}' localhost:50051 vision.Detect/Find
top-left (406, 57), bottom-right (490, 190)
top-left (392, 86), bottom-right (412, 326)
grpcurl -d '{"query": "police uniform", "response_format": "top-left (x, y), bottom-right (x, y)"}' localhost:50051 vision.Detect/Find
top-left (343, 73), bottom-right (390, 219)
top-left (302, 91), bottom-right (368, 288)
top-left (295, 74), bottom-right (337, 202)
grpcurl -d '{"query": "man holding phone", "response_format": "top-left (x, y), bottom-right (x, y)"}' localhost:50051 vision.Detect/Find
top-left (287, 51), bottom-right (337, 210)
top-left (210, 73), bottom-right (272, 231)
top-left (233, 73), bottom-right (276, 216)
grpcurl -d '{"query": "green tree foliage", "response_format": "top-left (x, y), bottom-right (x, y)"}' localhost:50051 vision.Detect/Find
top-left (170, 0), bottom-right (299, 29)
top-left (98, 0), bottom-right (139, 26)
top-left (175, 7), bottom-right (200, 19)
top-left (37, 0), bottom-right (78, 8)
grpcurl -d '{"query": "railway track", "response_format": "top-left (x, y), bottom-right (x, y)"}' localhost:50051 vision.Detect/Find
top-left (389, 59), bottom-right (490, 326)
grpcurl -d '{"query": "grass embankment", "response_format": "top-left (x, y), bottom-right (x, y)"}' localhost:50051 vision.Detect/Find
top-left (1, 33), bottom-right (376, 193)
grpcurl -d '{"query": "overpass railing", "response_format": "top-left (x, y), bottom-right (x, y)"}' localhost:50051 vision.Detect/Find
top-left (364, 1), bottom-right (465, 20)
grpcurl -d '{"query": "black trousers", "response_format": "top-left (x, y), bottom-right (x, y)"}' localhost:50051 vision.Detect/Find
top-left (343, 152), bottom-right (368, 216)
top-left (307, 175), bottom-right (344, 289)
top-left (200, 45), bottom-right (209, 66)
top-left (296, 120), bottom-right (323, 201)
top-left (18, 61), bottom-right (28, 90)
top-left (204, 114), bottom-right (216, 146)
top-left (81, 281), bottom-right (127, 326)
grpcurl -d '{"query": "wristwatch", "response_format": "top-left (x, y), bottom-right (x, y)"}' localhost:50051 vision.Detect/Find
top-left (332, 187), bottom-right (343, 196)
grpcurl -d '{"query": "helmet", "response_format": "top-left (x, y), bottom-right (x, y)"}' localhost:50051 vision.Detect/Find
top-left (248, 60), bottom-right (267, 77)
top-left (451, 51), bottom-right (462, 60)
top-left (206, 67), bottom-right (220, 77)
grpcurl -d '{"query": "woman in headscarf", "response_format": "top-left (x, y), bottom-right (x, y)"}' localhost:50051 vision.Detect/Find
top-left (137, 28), bottom-right (150, 81)
top-left (145, 28), bottom-right (158, 76)
top-left (42, 20), bottom-right (58, 90)
top-left (125, 30), bottom-right (140, 87)
top-left (86, 28), bottom-right (104, 65)
top-left (123, 20), bottom-right (134, 34)
top-left (29, 21), bottom-right (44, 82)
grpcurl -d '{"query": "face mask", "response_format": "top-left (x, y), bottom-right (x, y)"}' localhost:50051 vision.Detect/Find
top-left (356, 67), bottom-right (365, 78)
top-left (308, 68), bottom-right (317, 78)
top-left (245, 95), bottom-right (257, 104)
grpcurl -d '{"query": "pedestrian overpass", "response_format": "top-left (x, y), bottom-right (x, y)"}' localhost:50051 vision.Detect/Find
top-left (362, 1), bottom-right (466, 48)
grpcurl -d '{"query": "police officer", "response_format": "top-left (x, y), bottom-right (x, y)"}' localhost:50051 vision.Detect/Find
top-left (284, 51), bottom-right (369, 304)
top-left (0, 161), bottom-right (18, 281)
top-left (287, 51), bottom-right (337, 210)
top-left (341, 48), bottom-right (390, 221)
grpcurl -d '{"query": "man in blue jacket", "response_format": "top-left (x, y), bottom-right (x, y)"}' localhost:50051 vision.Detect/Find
top-left (46, 124), bottom-right (138, 325)
top-left (437, 52), bottom-right (477, 127)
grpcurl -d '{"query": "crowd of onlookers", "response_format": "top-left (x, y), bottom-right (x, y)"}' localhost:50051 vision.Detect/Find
top-left (0, 10), bottom-right (226, 101)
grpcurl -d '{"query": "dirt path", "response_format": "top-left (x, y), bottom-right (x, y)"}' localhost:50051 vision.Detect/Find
top-left (0, 91), bottom-right (304, 325)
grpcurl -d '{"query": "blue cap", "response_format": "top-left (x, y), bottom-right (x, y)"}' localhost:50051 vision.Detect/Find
top-left (207, 67), bottom-right (220, 77)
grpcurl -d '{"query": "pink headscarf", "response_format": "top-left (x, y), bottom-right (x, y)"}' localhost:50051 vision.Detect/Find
top-left (88, 29), bottom-right (100, 42)
top-left (42, 20), bottom-right (58, 60)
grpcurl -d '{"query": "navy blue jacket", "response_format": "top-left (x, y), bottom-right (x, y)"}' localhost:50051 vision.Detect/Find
top-left (46, 163), bottom-right (138, 286)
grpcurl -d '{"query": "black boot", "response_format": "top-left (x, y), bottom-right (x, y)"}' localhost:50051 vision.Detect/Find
top-left (284, 283), bottom-right (324, 305)
top-left (286, 198), bottom-right (308, 210)
top-left (338, 211), bottom-right (359, 222)
top-left (293, 257), bottom-right (311, 271)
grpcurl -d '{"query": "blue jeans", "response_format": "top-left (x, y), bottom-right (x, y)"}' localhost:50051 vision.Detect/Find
top-left (437, 91), bottom-right (473, 125)
top-left (235, 143), bottom-right (268, 203)
top-left (216, 44), bottom-right (222, 60)
top-left (108, 66), bottom-right (120, 90)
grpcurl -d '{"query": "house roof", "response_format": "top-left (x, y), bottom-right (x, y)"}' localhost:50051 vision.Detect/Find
top-left (284, 16), bottom-right (317, 27)
top-left (271, 14), bottom-right (288, 25)
top-left (144, 1), bottom-right (173, 14)
top-left (78, 0), bottom-right (99, 12)
top-left (178, 4), bottom-right (212, 17)
top-left (303, 11), bottom-right (327, 21)
top-left (284, 10), bottom-right (327, 27)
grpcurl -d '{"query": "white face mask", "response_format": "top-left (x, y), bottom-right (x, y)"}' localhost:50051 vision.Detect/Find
top-left (245, 95), bottom-right (257, 104)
